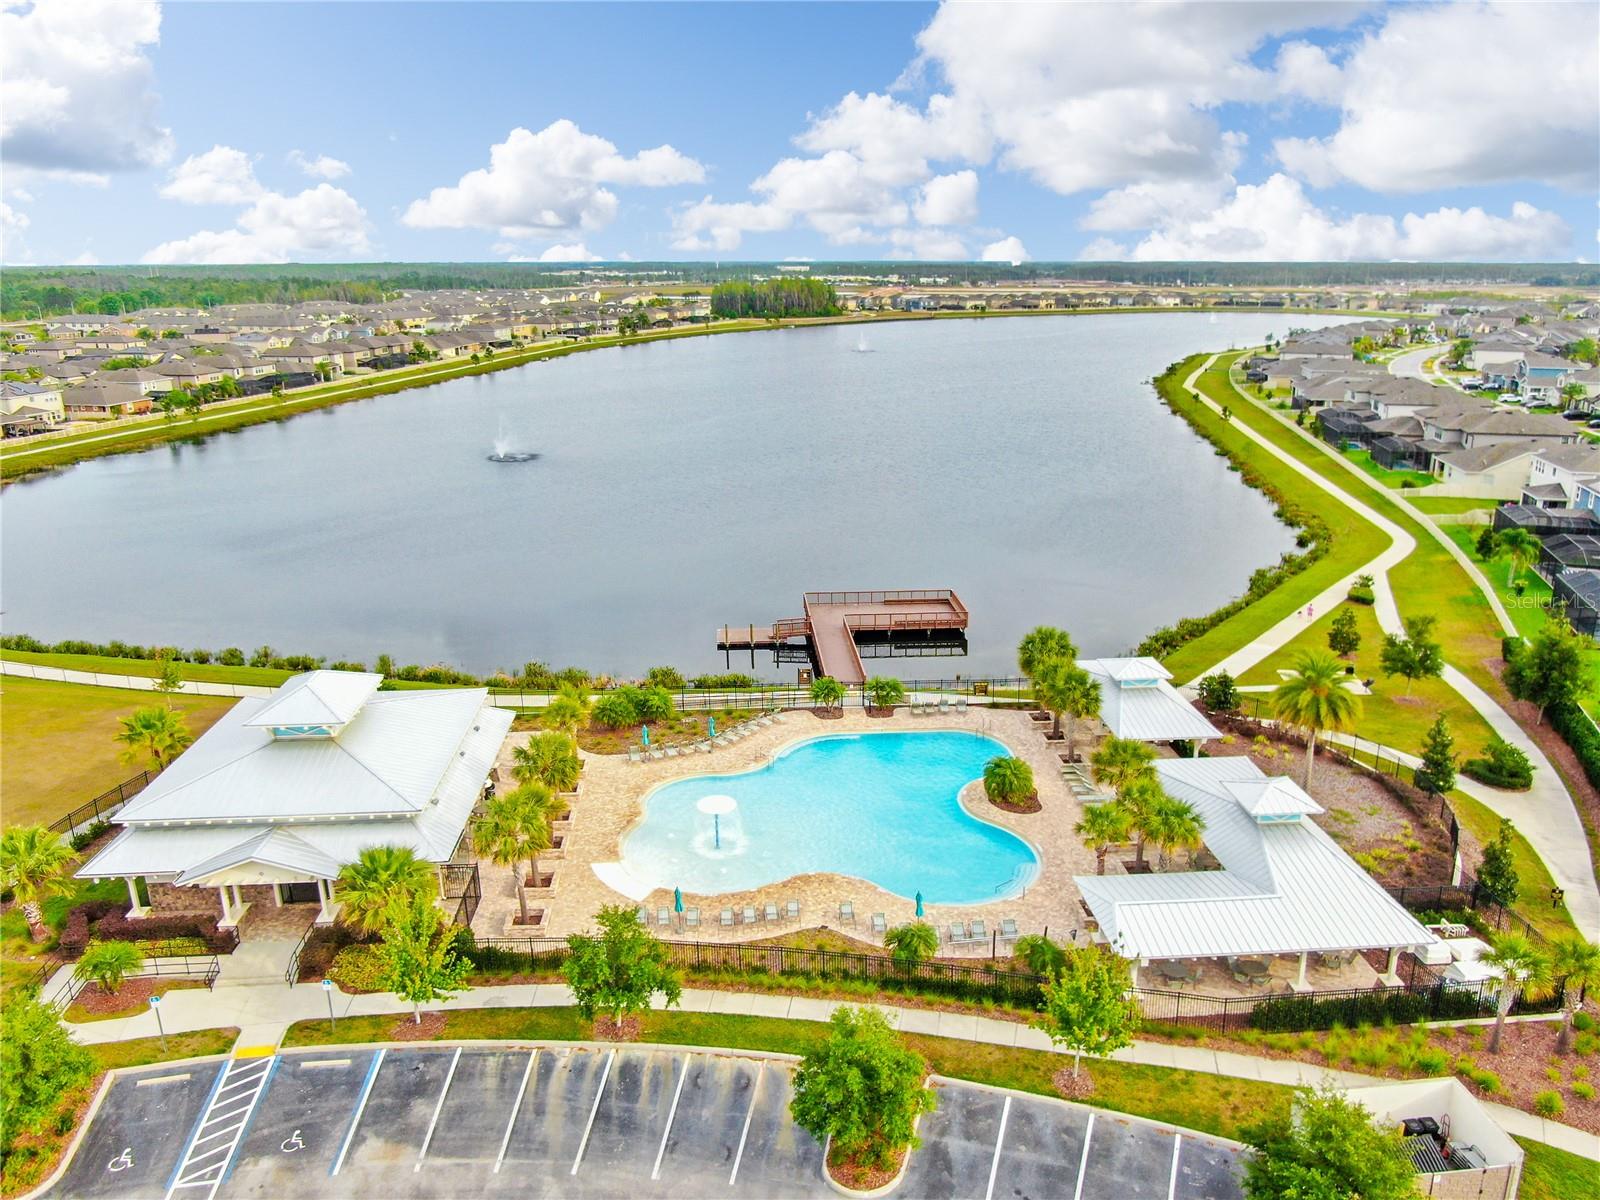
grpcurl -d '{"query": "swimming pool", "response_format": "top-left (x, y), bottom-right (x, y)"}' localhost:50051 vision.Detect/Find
top-left (618, 732), bottom-right (1040, 904)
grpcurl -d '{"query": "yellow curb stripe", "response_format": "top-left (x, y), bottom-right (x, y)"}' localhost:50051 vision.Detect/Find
top-left (233, 1045), bottom-right (276, 1059)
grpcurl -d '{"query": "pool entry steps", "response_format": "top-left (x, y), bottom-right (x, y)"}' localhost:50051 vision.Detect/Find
top-left (716, 589), bottom-right (970, 684)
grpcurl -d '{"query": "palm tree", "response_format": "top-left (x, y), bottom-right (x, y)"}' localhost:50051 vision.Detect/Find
top-left (474, 786), bottom-right (552, 926)
top-left (1074, 802), bottom-right (1132, 875)
top-left (809, 676), bottom-right (845, 712)
top-left (1495, 528), bottom-right (1541, 588)
top-left (1543, 935), bottom-right (1600, 1053)
top-left (335, 845), bottom-right (437, 935)
top-left (1032, 658), bottom-right (1099, 748)
top-left (114, 705), bottom-right (194, 772)
top-left (1117, 776), bottom-right (1169, 871)
top-left (982, 755), bottom-right (1035, 805)
top-left (1017, 626), bottom-right (1076, 683)
top-left (1012, 934), bottom-right (1066, 977)
top-left (1479, 934), bottom-right (1550, 1054)
top-left (883, 922), bottom-right (939, 969)
top-left (512, 732), bottom-right (582, 793)
top-left (0, 825), bottom-right (78, 942)
top-left (1270, 650), bottom-right (1362, 789)
top-left (1145, 796), bottom-right (1206, 871)
top-left (862, 676), bottom-right (906, 710)
top-left (545, 683), bottom-right (590, 737)
top-left (1090, 736), bottom-right (1156, 795)
top-left (74, 940), bottom-right (144, 994)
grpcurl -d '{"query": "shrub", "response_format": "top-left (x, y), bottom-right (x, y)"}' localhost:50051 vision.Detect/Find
top-left (1532, 1090), bottom-right (1564, 1117)
top-left (1574, 1011), bottom-right (1596, 1033)
top-left (644, 666), bottom-right (685, 689)
top-left (1468, 1068), bottom-right (1502, 1094)
top-left (68, 820), bottom-right (111, 852)
top-left (1461, 736), bottom-right (1533, 790)
top-left (982, 756), bottom-right (1035, 805)
top-left (1347, 585), bottom-right (1376, 605)
top-left (328, 945), bottom-right (388, 992)
top-left (634, 686), bottom-right (675, 722)
top-left (73, 940), bottom-right (144, 993)
top-left (218, 647), bottom-right (245, 666)
top-left (592, 689), bottom-right (640, 728)
top-left (689, 673), bottom-right (757, 689)
top-left (1572, 1081), bottom-right (1596, 1101)
top-left (1196, 671), bottom-right (1240, 713)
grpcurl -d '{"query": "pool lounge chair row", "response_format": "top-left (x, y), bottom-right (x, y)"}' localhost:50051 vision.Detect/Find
top-left (636, 899), bottom-right (803, 930)
top-left (943, 918), bottom-right (1020, 946)
top-left (909, 697), bottom-right (967, 717)
top-left (626, 711), bottom-right (789, 763)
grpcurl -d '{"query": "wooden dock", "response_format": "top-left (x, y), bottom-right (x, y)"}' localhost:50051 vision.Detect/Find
top-left (718, 589), bottom-right (969, 685)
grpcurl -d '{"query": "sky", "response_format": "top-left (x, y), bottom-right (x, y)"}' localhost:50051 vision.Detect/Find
top-left (2, 0), bottom-right (1597, 266)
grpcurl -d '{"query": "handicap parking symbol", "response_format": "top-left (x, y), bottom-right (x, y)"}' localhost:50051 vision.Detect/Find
top-left (281, 1130), bottom-right (305, 1154)
top-left (108, 1148), bottom-right (133, 1173)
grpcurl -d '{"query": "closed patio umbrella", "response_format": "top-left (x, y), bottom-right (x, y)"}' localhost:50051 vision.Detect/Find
top-left (641, 725), bottom-right (650, 747)
top-left (674, 887), bottom-right (683, 914)
top-left (915, 892), bottom-right (924, 918)
top-left (708, 716), bottom-right (716, 738)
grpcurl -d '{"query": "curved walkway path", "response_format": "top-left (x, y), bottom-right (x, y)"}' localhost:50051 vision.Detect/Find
top-left (52, 970), bottom-right (1600, 1161)
top-left (1179, 356), bottom-right (1599, 937)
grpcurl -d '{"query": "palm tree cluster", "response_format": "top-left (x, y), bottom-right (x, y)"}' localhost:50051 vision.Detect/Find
top-left (1073, 737), bottom-right (1205, 874)
top-left (474, 785), bottom-right (561, 925)
top-left (1480, 933), bottom-right (1600, 1055)
top-left (1017, 626), bottom-right (1102, 758)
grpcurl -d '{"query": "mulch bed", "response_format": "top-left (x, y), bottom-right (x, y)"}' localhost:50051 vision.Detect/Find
top-left (812, 707), bottom-right (845, 721)
top-left (826, 1141), bottom-right (904, 1192)
top-left (66, 976), bottom-right (201, 1019)
top-left (865, 707), bottom-right (896, 718)
top-left (1052, 1067), bottom-right (1096, 1100)
top-left (592, 1015), bottom-right (642, 1041)
top-left (389, 1011), bottom-right (449, 1040)
top-left (988, 791), bottom-right (1043, 814)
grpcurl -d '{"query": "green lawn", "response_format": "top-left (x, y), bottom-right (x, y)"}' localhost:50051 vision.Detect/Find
top-left (2, 648), bottom-right (296, 687)
top-left (1449, 790), bottom-right (1577, 939)
top-left (1517, 1137), bottom-right (1599, 1200)
top-left (0, 676), bottom-right (237, 828)
top-left (1340, 447), bottom-right (1437, 490)
top-left (283, 1007), bottom-right (1290, 1142)
top-left (1407, 496), bottom-right (1499, 515)
top-left (1235, 600), bottom-right (1498, 757)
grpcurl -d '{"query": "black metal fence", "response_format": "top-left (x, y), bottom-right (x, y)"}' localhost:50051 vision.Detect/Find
top-left (49, 771), bottom-right (153, 837)
top-left (443, 863), bottom-right (482, 928)
top-left (487, 676), bottom-right (1036, 713)
top-left (45, 954), bottom-right (220, 1012)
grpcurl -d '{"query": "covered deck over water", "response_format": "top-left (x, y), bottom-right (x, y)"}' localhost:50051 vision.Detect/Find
top-left (717, 589), bottom-right (969, 685)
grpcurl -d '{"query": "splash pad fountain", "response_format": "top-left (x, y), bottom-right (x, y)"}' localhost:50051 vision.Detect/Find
top-left (692, 793), bottom-right (745, 857)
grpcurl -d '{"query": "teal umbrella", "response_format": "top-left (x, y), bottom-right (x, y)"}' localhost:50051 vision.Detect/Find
top-left (641, 725), bottom-right (650, 747)
top-left (674, 887), bottom-right (683, 913)
top-left (915, 892), bottom-right (924, 918)
top-left (708, 716), bottom-right (717, 738)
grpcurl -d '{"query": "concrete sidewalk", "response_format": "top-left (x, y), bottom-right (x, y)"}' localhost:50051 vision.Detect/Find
top-left (60, 969), bottom-right (1600, 1162)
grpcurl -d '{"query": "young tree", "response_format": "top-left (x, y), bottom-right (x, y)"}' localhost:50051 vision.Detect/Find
top-left (563, 904), bottom-right (683, 1031)
top-left (73, 940), bottom-right (144, 994)
top-left (1414, 715), bottom-right (1457, 795)
top-left (1074, 802), bottom-right (1133, 875)
top-left (114, 704), bottom-right (194, 771)
top-left (1016, 625), bottom-right (1076, 681)
top-left (474, 785), bottom-right (556, 925)
top-left (1012, 934), bottom-right (1067, 977)
top-left (335, 845), bottom-right (437, 935)
top-left (1195, 671), bottom-right (1240, 714)
top-left (1378, 615), bottom-right (1444, 695)
top-left (1507, 618), bottom-right (1593, 723)
top-left (378, 891), bottom-right (470, 1023)
top-left (1544, 935), bottom-right (1600, 1053)
top-left (511, 732), bottom-right (582, 792)
top-left (1479, 934), bottom-right (1550, 1054)
top-left (0, 825), bottom-right (77, 942)
top-left (1326, 606), bottom-right (1361, 657)
top-left (1033, 658), bottom-right (1101, 755)
top-left (1568, 336), bottom-right (1599, 366)
top-left (862, 676), bottom-right (906, 710)
top-left (1241, 1085), bottom-right (1416, 1200)
top-left (809, 675), bottom-right (845, 712)
top-left (1475, 525), bottom-right (1499, 561)
top-left (1271, 650), bottom-right (1362, 787)
top-left (883, 922), bottom-right (939, 969)
top-left (1032, 946), bottom-right (1140, 1078)
top-left (0, 993), bottom-right (94, 1158)
top-left (790, 1007), bottom-right (936, 1173)
top-left (1494, 528), bottom-right (1541, 588)
top-left (982, 755), bottom-right (1035, 806)
top-left (1476, 818), bottom-right (1521, 909)
top-left (153, 656), bottom-right (184, 694)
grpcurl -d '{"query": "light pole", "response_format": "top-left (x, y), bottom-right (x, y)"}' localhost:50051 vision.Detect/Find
top-left (322, 979), bottom-right (335, 1033)
top-left (149, 993), bottom-right (167, 1054)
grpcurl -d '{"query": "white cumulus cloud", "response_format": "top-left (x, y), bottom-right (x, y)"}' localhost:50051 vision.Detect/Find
top-left (159, 145), bottom-right (264, 206)
top-left (1, 0), bottom-right (173, 177)
top-left (288, 150), bottom-right (352, 180)
top-left (143, 183), bottom-right (372, 264)
top-left (507, 242), bottom-right (601, 263)
top-left (980, 235), bottom-right (1029, 264)
top-left (403, 120), bottom-right (704, 239)
top-left (914, 171), bottom-right (979, 226)
top-left (886, 228), bottom-right (968, 260)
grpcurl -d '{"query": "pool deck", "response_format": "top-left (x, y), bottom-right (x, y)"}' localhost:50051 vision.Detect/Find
top-left (479, 707), bottom-right (1102, 956)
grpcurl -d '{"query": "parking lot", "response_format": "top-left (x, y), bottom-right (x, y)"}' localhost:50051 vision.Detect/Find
top-left (49, 1045), bottom-right (1243, 1199)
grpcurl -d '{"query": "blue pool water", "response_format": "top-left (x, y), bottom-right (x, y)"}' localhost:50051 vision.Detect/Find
top-left (618, 732), bottom-right (1039, 904)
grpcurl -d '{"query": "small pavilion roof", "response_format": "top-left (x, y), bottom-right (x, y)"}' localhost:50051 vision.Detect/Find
top-left (1079, 658), bottom-right (1222, 743)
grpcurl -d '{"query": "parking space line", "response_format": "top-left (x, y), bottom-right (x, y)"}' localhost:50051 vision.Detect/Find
top-left (493, 1050), bottom-right (538, 1174)
top-left (299, 1059), bottom-right (351, 1070)
top-left (330, 1048), bottom-right (385, 1177)
top-left (1071, 1112), bottom-right (1095, 1200)
top-left (728, 1062), bottom-right (764, 1186)
top-left (570, 1049), bottom-right (616, 1176)
top-left (1167, 1134), bottom-right (1182, 1200)
top-left (137, 1074), bottom-right (192, 1087)
top-left (650, 1055), bottom-right (693, 1180)
top-left (983, 1094), bottom-right (1011, 1200)
top-left (414, 1047), bottom-right (463, 1172)
top-left (163, 1056), bottom-right (275, 1200)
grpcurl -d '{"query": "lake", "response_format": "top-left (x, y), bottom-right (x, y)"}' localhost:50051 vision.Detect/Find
top-left (1, 313), bottom-right (1353, 679)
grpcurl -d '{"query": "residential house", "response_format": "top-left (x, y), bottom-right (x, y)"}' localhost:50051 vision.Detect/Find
top-left (62, 382), bottom-right (151, 418)
top-left (1431, 440), bottom-right (1545, 500)
top-left (1520, 443), bottom-right (1600, 508)
top-left (94, 368), bottom-right (173, 395)
top-left (0, 380), bottom-right (66, 431)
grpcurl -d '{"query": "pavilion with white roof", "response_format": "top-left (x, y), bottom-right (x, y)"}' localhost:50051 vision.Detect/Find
top-left (79, 671), bottom-right (512, 929)
top-left (1076, 757), bottom-right (1435, 990)
top-left (1079, 657), bottom-right (1222, 747)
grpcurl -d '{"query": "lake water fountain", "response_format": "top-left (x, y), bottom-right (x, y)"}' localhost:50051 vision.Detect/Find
top-left (692, 793), bottom-right (745, 857)
top-left (487, 414), bottom-right (540, 463)
top-left (854, 330), bottom-right (872, 353)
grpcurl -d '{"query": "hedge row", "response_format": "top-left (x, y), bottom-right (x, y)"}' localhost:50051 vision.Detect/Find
top-left (1248, 985), bottom-right (1491, 1032)
top-left (58, 900), bottom-right (234, 957)
top-left (1548, 699), bottom-right (1600, 794)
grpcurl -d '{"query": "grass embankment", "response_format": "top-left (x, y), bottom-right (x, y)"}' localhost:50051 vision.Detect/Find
top-left (1407, 496), bottom-right (1499, 516)
top-left (1236, 601), bottom-right (1498, 757)
top-left (1449, 790), bottom-right (1576, 940)
top-left (1519, 1138), bottom-right (1599, 1200)
top-left (1202, 358), bottom-right (1508, 699)
top-left (0, 1030), bottom-right (238, 1197)
top-left (2, 648), bottom-right (295, 687)
top-left (1155, 356), bottom-right (1393, 683)
top-left (0, 676), bottom-right (236, 828)
top-left (282, 1007), bottom-right (1287, 1141)
top-left (1341, 448), bottom-right (1437, 490)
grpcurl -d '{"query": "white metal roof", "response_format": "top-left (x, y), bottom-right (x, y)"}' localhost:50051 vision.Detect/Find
top-left (173, 827), bottom-right (343, 885)
top-left (1223, 777), bottom-right (1324, 820)
top-left (1076, 758), bottom-right (1434, 961)
top-left (1080, 658), bottom-right (1222, 742)
top-left (241, 670), bottom-right (382, 727)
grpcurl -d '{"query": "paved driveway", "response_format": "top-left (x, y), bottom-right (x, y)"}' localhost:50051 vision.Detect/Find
top-left (48, 1046), bottom-right (1243, 1199)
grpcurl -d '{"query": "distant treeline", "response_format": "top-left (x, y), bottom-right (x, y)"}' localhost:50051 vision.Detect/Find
top-left (709, 278), bottom-right (840, 318)
top-left (1, 273), bottom-right (395, 323)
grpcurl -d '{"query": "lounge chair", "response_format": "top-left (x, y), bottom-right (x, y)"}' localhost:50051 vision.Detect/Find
top-left (627, 746), bottom-right (643, 765)
top-left (684, 907), bottom-right (700, 929)
top-left (938, 697), bottom-right (951, 716)
top-left (771, 709), bottom-right (787, 722)
top-left (955, 696), bottom-right (968, 714)
top-left (870, 913), bottom-right (887, 935)
top-left (742, 905), bottom-right (758, 925)
top-left (764, 903), bottom-right (779, 923)
top-left (947, 922), bottom-right (968, 944)
top-left (664, 745), bottom-right (681, 759)
top-left (969, 919), bottom-right (987, 943)
top-left (756, 716), bottom-right (773, 728)
top-left (838, 901), bottom-right (855, 925)
top-left (720, 908), bottom-right (735, 928)
top-left (785, 899), bottom-right (800, 923)
top-left (657, 907), bottom-right (672, 927)
top-left (999, 918), bottom-right (1019, 942)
